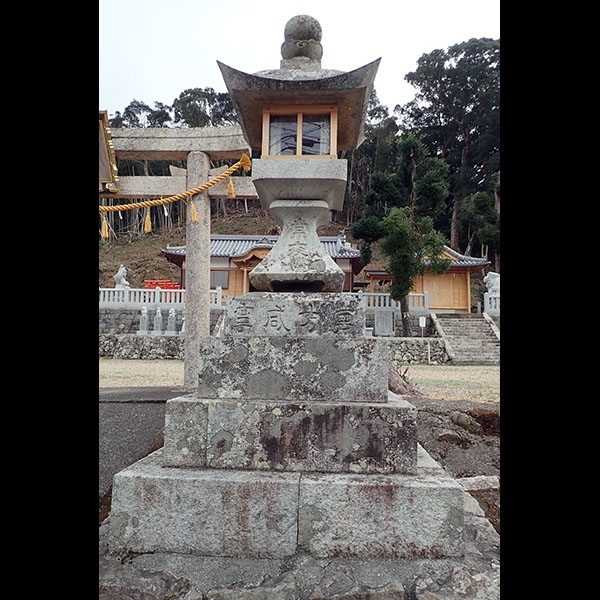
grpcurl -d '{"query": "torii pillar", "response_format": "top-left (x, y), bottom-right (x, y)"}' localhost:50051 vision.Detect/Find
top-left (184, 151), bottom-right (211, 387)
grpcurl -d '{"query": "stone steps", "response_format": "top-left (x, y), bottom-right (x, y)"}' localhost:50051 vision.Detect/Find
top-left (436, 314), bottom-right (500, 365)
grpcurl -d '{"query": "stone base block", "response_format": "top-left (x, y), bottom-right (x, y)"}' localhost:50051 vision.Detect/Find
top-left (162, 392), bottom-right (417, 474)
top-left (108, 447), bottom-right (464, 559)
top-left (197, 335), bottom-right (388, 403)
top-left (298, 469), bottom-right (464, 559)
top-left (108, 451), bottom-right (300, 558)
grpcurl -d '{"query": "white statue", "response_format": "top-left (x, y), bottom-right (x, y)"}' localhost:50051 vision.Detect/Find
top-left (483, 271), bottom-right (500, 295)
top-left (114, 264), bottom-right (131, 289)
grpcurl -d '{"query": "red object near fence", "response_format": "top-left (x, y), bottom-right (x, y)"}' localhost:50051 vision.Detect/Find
top-left (144, 280), bottom-right (181, 289)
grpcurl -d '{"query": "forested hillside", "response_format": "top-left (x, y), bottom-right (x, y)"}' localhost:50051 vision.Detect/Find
top-left (100, 37), bottom-right (499, 288)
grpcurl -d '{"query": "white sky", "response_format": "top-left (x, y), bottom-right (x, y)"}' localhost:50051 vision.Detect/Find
top-left (99, 0), bottom-right (499, 119)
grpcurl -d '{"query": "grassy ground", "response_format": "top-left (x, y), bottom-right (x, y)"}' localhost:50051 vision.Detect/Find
top-left (99, 359), bottom-right (499, 403)
top-left (403, 364), bottom-right (499, 404)
top-left (99, 358), bottom-right (185, 387)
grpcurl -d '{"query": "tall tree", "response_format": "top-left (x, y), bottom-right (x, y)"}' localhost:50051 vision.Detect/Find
top-left (108, 111), bottom-right (125, 128)
top-left (351, 132), bottom-right (451, 334)
top-left (340, 89), bottom-right (398, 226)
top-left (395, 133), bottom-right (449, 229)
top-left (351, 133), bottom-right (449, 265)
top-left (121, 99), bottom-right (152, 128)
top-left (172, 87), bottom-right (237, 127)
top-left (399, 38), bottom-right (500, 252)
top-left (147, 101), bottom-right (172, 127)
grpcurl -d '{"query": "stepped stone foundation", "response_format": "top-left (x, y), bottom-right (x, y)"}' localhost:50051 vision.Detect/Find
top-left (108, 293), bottom-right (466, 560)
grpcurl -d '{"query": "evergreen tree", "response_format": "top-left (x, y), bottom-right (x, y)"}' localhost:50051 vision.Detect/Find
top-left (380, 207), bottom-right (450, 335)
top-left (147, 102), bottom-right (172, 127)
top-left (459, 189), bottom-right (500, 266)
top-left (121, 99), bottom-right (152, 128)
top-left (351, 132), bottom-right (451, 334)
top-left (398, 38), bottom-right (500, 252)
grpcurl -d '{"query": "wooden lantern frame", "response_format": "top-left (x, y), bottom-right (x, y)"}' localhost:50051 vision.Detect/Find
top-left (261, 104), bottom-right (338, 159)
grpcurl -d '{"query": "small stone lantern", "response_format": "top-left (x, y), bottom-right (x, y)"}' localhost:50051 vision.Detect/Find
top-left (218, 15), bottom-right (379, 292)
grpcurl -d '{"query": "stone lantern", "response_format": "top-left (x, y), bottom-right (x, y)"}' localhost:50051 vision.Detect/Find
top-left (218, 15), bottom-right (379, 292)
top-left (106, 15), bottom-right (473, 579)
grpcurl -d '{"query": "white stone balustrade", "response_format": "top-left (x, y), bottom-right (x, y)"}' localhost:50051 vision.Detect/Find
top-left (360, 292), bottom-right (429, 314)
top-left (99, 286), bottom-right (223, 308)
top-left (483, 292), bottom-right (500, 315)
top-left (100, 288), bottom-right (429, 315)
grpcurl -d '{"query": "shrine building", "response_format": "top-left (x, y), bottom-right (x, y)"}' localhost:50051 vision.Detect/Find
top-left (365, 246), bottom-right (490, 313)
top-left (161, 231), bottom-right (364, 301)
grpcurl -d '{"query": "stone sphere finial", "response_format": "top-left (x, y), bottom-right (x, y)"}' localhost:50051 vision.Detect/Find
top-left (281, 15), bottom-right (323, 62)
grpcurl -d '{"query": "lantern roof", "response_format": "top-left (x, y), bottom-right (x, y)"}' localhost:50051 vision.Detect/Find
top-left (217, 15), bottom-right (379, 152)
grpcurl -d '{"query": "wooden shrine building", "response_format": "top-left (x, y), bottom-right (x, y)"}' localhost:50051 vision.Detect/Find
top-left (365, 246), bottom-right (490, 313)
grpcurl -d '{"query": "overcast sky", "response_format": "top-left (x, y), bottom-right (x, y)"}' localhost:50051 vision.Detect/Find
top-left (99, 0), bottom-right (500, 119)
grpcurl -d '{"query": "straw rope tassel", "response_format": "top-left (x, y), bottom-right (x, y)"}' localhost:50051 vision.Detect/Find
top-left (190, 197), bottom-right (199, 223)
top-left (101, 214), bottom-right (109, 239)
top-left (99, 154), bottom-right (251, 234)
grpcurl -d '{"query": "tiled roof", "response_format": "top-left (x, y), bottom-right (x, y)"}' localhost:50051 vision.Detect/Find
top-left (365, 246), bottom-right (490, 274)
top-left (163, 233), bottom-right (361, 260)
top-left (427, 246), bottom-right (490, 268)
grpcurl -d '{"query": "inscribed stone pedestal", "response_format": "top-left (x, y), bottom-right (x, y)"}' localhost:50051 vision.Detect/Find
top-left (224, 292), bottom-right (363, 337)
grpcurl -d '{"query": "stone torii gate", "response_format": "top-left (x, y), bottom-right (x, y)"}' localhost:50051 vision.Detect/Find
top-left (99, 125), bottom-right (258, 387)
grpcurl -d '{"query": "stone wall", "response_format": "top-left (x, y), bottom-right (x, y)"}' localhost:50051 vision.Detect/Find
top-left (364, 313), bottom-right (436, 337)
top-left (388, 337), bottom-right (450, 365)
top-left (100, 333), bottom-right (184, 359)
top-left (101, 308), bottom-right (435, 336)
top-left (100, 333), bottom-right (449, 365)
top-left (99, 308), bottom-right (144, 335)
top-left (99, 307), bottom-right (222, 335)
top-left (100, 308), bottom-right (447, 364)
